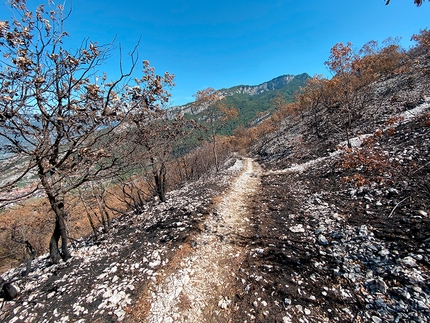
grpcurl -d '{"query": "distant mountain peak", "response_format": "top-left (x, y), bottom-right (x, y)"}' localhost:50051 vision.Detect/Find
top-left (168, 73), bottom-right (309, 118)
top-left (223, 74), bottom-right (307, 96)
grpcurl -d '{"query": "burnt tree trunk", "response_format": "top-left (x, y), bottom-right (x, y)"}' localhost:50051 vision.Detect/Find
top-left (48, 198), bottom-right (70, 264)
top-left (211, 125), bottom-right (219, 173)
top-left (24, 241), bottom-right (36, 276)
top-left (346, 110), bottom-right (352, 149)
top-left (37, 161), bottom-right (71, 264)
top-left (0, 277), bottom-right (18, 301)
top-left (153, 161), bottom-right (167, 203)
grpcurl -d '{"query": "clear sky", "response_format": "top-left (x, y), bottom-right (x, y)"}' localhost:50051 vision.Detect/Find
top-left (1, 0), bottom-right (429, 106)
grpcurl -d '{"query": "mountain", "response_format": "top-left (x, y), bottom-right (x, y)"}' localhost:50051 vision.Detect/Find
top-left (221, 74), bottom-right (307, 96)
top-left (168, 73), bottom-right (310, 121)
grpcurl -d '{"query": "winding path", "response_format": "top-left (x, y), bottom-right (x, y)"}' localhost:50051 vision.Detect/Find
top-left (145, 157), bottom-right (262, 323)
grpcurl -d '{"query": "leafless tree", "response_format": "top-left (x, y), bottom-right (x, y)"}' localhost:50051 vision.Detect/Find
top-left (130, 111), bottom-right (196, 202)
top-left (296, 75), bottom-right (330, 139)
top-left (324, 42), bottom-right (388, 147)
top-left (192, 88), bottom-right (237, 172)
top-left (0, 1), bottom-right (173, 263)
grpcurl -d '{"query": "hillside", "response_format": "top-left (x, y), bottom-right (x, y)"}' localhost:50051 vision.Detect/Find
top-left (1, 48), bottom-right (430, 323)
top-left (168, 73), bottom-right (309, 135)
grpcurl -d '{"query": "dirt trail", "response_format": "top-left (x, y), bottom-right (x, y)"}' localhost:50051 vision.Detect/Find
top-left (144, 157), bottom-right (262, 323)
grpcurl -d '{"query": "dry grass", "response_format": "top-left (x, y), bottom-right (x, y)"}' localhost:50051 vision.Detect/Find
top-left (0, 181), bottom-right (146, 274)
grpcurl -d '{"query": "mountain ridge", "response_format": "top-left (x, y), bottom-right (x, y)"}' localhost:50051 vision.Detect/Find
top-left (168, 73), bottom-right (310, 117)
top-left (220, 73), bottom-right (309, 96)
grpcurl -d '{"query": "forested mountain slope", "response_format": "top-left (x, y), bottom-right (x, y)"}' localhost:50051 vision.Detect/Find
top-left (168, 73), bottom-right (309, 135)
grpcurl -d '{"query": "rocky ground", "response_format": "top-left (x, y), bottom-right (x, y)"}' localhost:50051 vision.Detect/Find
top-left (0, 157), bottom-right (243, 322)
top-left (234, 101), bottom-right (430, 323)
top-left (1, 101), bottom-right (430, 322)
top-left (142, 158), bottom-right (262, 323)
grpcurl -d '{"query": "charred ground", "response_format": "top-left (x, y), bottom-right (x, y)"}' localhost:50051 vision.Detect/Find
top-left (2, 45), bottom-right (430, 323)
top-left (230, 110), bottom-right (430, 322)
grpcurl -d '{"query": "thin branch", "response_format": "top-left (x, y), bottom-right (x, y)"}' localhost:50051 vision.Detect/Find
top-left (388, 197), bottom-right (409, 218)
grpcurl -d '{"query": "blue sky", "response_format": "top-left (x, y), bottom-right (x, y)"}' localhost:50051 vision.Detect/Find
top-left (1, 0), bottom-right (429, 106)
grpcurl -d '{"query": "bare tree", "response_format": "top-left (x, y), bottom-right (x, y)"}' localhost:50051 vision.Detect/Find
top-left (192, 88), bottom-right (237, 172)
top-left (296, 75), bottom-right (330, 139)
top-left (131, 112), bottom-right (196, 202)
top-left (0, 1), bottom-right (172, 263)
top-left (324, 42), bottom-right (384, 147)
top-left (78, 180), bottom-right (113, 239)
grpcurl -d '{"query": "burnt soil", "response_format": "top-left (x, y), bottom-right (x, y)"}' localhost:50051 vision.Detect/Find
top-left (1, 106), bottom-right (430, 322)
top-left (228, 110), bottom-right (430, 322)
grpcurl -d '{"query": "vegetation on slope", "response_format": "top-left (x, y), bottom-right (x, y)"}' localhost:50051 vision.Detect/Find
top-left (184, 73), bottom-right (309, 137)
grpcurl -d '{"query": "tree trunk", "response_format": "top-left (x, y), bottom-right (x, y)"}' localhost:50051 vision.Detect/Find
top-left (346, 110), bottom-right (352, 149)
top-left (48, 198), bottom-right (71, 264)
top-left (49, 215), bottom-right (62, 264)
top-left (102, 202), bottom-right (111, 230)
top-left (81, 197), bottom-right (98, 239)
top-left (212, 132), bottom-right (219, 172)
top-left (313, 107), bottom-right (323, 139)
top-left (154, 162), bottom-right (167, 203)
top-left (24, 241), bottom-right (36, 276)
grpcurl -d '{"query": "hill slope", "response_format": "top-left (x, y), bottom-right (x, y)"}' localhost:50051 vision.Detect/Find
top-left (168, 73), bottom-right (309, 135)
top-left (1, 56), bottom-right (430, 323)
top-left (2, 99), bottom-right (429, 323)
